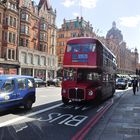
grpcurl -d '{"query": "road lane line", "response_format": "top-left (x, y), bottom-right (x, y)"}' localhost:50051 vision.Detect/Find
top-left (96, 106), bottom-right (104, 112)
top-left (0, 103), bottom-right (63, 128)
top-left (72, 100), bottom-right (113, 140)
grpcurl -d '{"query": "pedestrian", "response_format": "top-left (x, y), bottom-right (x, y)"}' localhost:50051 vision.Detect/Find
top-left (132, 78), bottom-right (138, 95)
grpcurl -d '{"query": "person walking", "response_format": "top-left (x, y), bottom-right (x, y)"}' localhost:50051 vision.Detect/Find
top-left (132, 78), bottom-right (138, 95)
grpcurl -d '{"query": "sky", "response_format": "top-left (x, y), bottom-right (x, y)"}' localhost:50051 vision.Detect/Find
top-left (35, 0), bottom-right (140, 60)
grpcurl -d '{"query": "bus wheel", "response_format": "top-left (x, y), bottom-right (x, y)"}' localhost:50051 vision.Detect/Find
top-left (62, 97), bottom-right (69, 105)
top-left (24, 99), bottom-right (33, 110)
top-left (96, 91), bottom-right (102, 104)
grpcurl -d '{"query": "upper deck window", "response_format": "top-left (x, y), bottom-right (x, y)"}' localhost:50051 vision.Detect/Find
top-left (67, 43), bottom-right (96, 53)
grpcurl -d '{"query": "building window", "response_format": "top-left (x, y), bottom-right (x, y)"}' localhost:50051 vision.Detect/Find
top-left (26, 39), bottom-right (29, 47)
top-left (4, 32), bottom-right (7, 41)
top-left (21, 52), bottom-right (27, 63)
top-left (19, 38), bottom-right (24, 46)
top-left (10, 16), bottom-right (13, 26)
top-left (8, 49), bottom-right (11, 59)
top-left (21, 13), bottom-right (29, 22)
top-left (13, 33), bottom-right (16, 44)
top-left (13, 18), bottom-right (16, 27)
top-left (9, 32), bottom-right (12, 43)
top-left (28, 53), bottom-right (33, 64)
top-left (40, 22), bottom-right (46, 30)
top-left (12, 50), bottom-right (15, 59)
top-left (41, 56), bottom-right (46, 66)
top-left (21, 25), bottom-right (29, 35)
top-left (5, 17), bottom-right (8, 25)
top-left (34, 55), bottom-right (40, 65)
top-left (58, 34), bottom-right (64, 38)
top-left (40, 33), bottom-right (46, 41)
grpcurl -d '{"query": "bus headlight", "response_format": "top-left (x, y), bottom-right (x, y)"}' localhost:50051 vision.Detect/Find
top-left (88, 90), bottom-right (93, 96)
top-left (62, 89), bottom-right (66, 94)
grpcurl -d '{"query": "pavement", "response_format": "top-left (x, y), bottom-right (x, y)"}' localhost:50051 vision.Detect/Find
top-left (86, 88), bottom-right (140, 140)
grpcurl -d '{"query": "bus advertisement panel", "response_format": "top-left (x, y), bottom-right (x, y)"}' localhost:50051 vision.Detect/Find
top-left (61, 37), bottom-right (116, 104)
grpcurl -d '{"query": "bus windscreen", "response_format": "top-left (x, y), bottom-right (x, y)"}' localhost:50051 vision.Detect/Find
top-left (67, 43), bottom-right (96, 52)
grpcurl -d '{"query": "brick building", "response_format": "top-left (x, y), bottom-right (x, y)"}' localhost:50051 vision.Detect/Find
top-left (0, 0), bottom-right (57, 80)
top-left (0, 0), bottom-right (19, 74)
top-left (105, 22), bottom-right (139, 74)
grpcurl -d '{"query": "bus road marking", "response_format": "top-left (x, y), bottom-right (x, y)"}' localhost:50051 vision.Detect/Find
top-left (0, 103), bottom-right (63, 128)
top-left (37, 112), bottom-right (88, 127)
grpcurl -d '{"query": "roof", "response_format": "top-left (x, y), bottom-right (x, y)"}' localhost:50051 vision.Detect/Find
top-left (38, 0), bottom-right (51, 10)
top-left (0, 75), bottom-right (34, 79)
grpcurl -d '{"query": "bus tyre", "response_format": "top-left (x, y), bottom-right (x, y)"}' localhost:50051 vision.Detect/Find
top-left (62, 97), bottom-right (69, 105)
top-left (96, 91), bottom-right (102, 104)
top-left (24, 99), bottom-right (33, 110)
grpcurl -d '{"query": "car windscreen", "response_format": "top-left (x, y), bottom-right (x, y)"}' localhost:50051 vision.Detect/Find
top-left (0, 79), bottom-right (3, 88)
top-left (117, 79), bottom-right (125, 82)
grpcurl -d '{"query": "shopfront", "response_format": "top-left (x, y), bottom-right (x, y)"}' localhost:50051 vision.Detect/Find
top-left (0, 64), bottom-right (19, 75)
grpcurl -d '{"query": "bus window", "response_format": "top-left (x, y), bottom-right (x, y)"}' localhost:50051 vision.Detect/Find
top-left (82, 44), bottom-right (96, 52)
top-left (77, 69), bottom-right (101, 82)
top-left (64, 68), bottom-right (76, 81)
top-left (67, 43), bottom-right (96, 53)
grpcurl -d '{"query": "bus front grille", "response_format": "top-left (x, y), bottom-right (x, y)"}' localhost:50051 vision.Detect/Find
top-left (69, 88), bottom-right (84, 100)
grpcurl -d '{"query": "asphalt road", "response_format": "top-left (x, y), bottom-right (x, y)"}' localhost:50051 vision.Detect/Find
top-left (0, 87), bottom-right (131, 140)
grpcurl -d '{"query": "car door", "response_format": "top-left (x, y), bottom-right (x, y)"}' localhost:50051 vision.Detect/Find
top-left (16, 78), bottom-right (27, 99)
top-left (1, 79), bottom-right (20, 107)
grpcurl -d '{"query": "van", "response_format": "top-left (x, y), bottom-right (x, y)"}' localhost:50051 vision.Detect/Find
top-left (0, 75), bottom-right (36, 111)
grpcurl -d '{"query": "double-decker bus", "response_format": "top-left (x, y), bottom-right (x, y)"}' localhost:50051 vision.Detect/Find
top-left (61, 37), bottom-right (117, 104)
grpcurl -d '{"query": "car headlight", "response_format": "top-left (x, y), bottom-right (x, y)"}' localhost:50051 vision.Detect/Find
top-left (88, 90), bottom-right (94, 96)
top-left (62, 89), bottom-right (66, 93)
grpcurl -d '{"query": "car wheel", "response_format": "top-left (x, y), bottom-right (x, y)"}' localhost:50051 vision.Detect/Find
top-left (24, 99), bottom-right (33, 110)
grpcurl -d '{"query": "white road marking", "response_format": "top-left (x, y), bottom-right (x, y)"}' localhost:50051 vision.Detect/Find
top-left (0, 103), bottom-right (63, 128)
top-left (13, 123), bottom-right (28, 133)
top-left (97, 106), bottom-right (104, 112)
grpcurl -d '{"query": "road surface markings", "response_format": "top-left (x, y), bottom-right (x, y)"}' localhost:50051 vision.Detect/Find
top-left (13, 123), bottom-right (28, 133)
top-left (0, 103), bottom-right (63, 128)
top-left (37, 113), bottom-right (88, 127)
top-left (72, 99), bottom-right (113, 140)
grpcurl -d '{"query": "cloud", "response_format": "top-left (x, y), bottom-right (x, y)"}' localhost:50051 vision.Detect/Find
top-left (61, 0), bottom-right (75, 7)
top-left (80, 0), bottom-right (97, 9)
top-left (73, 12), bottom-right (80, 17)
top-left (119, 16), bottom-right (140, 27)
top-left (61, 0), bottom-right (97, 9)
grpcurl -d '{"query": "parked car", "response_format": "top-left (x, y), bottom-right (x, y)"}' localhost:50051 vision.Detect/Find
top-left (34, 78), bottom-right (47, 87)
top-left (0, 75), bottom-right (36, 111)
top-left (116, 78), bottom-right (128, 89)
top-left (128, 79), bottom-right (132, 87)
top-left (47, 78), bottom-right (61, 86)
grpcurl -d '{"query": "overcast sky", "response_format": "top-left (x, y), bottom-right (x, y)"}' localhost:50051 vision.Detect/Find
top-left (35, 0), bottom-right (140, 59)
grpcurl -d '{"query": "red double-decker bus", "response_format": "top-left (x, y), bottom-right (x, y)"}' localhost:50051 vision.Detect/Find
top-left (61, 37), bottom-right (116, 104)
